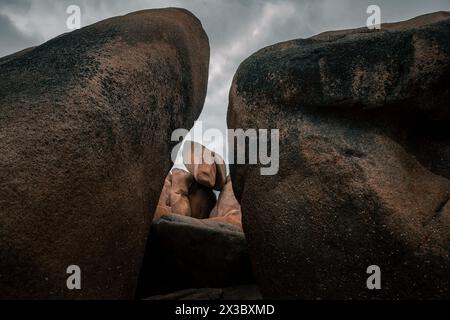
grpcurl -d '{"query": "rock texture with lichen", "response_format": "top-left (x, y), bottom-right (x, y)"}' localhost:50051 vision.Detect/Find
top-left (228, 12), bottom-right (450, 299)
top-left (0, 8), bottom-right (209, 299)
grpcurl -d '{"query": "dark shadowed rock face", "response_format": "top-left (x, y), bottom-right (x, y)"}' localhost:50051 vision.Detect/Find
top-left (145, 285), bottom-right (262, 300)
top-left (228, 12), bottom-right (450, 299)
top-left (0, 8), bottom-right (209, 299)
top-left (137, 214), bottom-right (253, 298)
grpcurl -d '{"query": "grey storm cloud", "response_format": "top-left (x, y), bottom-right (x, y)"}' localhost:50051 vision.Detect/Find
top-left (1, 0), bottom-right (450, 131)
top-left (0, 13), bottom-right (34, 57)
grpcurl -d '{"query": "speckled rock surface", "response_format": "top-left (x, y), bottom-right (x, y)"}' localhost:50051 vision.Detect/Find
top-left (0, 8), bottom-right (209, 299)
top-left (228, 12), bottom-right (450, 299)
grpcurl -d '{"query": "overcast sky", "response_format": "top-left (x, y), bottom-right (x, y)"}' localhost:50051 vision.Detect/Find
top-left (1, 0), bottom-right (450, 147)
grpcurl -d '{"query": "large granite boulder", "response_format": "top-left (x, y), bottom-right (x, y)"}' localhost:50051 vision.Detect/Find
top-left (154, 142), bottom-right (230, 221)
top-left (183, 141), bottom-right (227, 190)
top-left (228, 12), bottom-right (450, 299)
top-left (210, 176), bottom-right (242, 227)
top-left (137, 214), bottom-right (253, 298)
top-left (154, 168), bottom-right (218, 220)
top-left (0, 8), bottom-right (209, 299)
